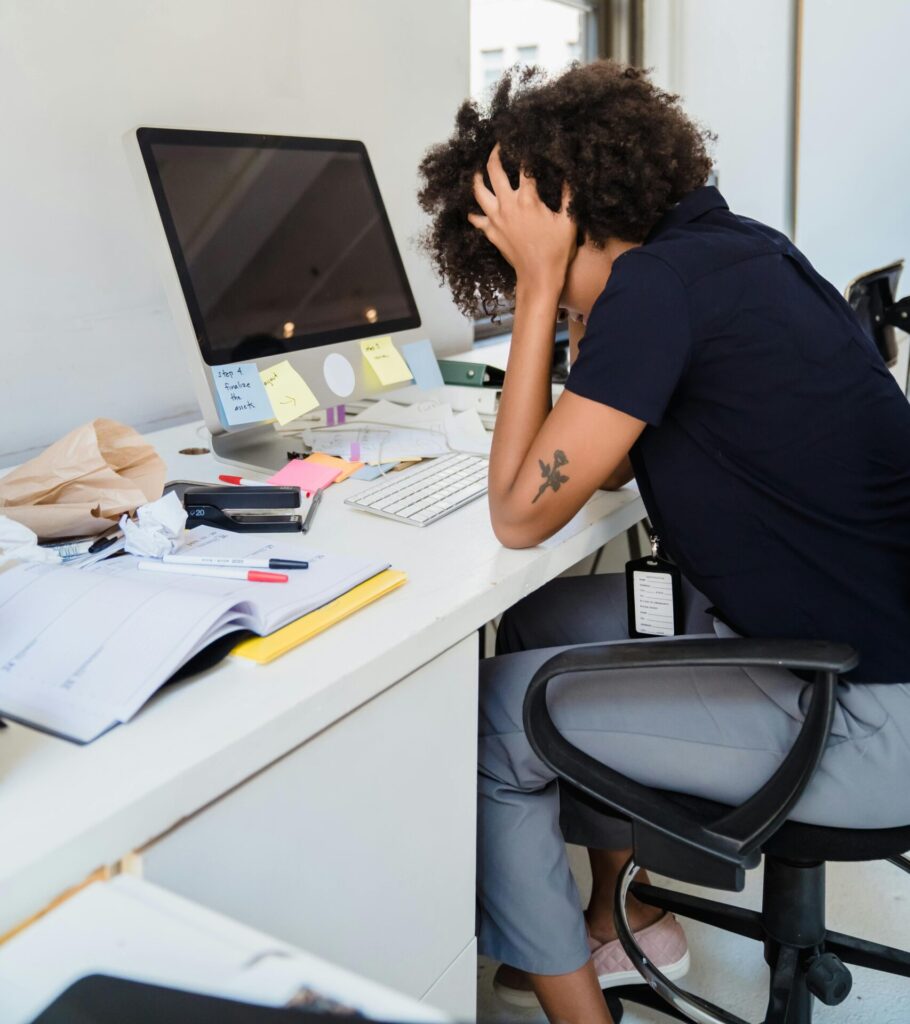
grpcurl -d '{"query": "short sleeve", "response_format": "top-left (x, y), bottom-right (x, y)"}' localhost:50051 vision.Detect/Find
top-left (565, 251), bottom-right (692, 426)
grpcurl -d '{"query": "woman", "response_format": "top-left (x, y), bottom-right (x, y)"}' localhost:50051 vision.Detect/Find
top-left (417, 61), bottom-right (910, 1024)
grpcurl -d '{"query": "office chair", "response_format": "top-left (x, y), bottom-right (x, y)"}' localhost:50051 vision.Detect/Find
top-left (844, 259), bottom-right (909, 370)
top-left (523, 638), bottom-right (910, 1024)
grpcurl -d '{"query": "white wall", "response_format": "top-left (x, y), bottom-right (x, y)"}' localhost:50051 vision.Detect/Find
top-left (796, 0), bottom-right (910, 294)
top-left (644, 0), bottom-right (795, 234)
top-left (0, 0), bottom-right (471, 465)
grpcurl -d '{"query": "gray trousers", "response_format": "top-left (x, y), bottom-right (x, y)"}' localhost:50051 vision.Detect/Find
top-left (478, 572), bottom-right (910, 975)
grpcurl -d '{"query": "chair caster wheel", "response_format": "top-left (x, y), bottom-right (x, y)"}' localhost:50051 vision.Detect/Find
top-left (805, 952), bottom-right (852, 1005)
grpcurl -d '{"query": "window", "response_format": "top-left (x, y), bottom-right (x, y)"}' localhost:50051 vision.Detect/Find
top-left (470, 0), bottom-right (598, 99)
top-left (469, 1), bottom-right (601, 337)
top-left (516, 44), bottom-right (540, 66)
top-left (480, 47), bottom-right (506, 90)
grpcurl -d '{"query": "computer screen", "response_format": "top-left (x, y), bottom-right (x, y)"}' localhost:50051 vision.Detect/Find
top-left (136, 128), bottom-right (420, 366)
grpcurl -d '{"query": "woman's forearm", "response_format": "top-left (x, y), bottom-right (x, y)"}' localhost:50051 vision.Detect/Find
top-left (488, 283), bottom-right (562, 509)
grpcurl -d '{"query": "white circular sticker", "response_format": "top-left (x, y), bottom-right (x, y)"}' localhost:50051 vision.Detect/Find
top-left (323, 352), bottom-right (356, 397)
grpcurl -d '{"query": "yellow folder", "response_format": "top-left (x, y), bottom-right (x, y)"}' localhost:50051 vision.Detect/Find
top-left (232, 569), bottom-right (408, 665)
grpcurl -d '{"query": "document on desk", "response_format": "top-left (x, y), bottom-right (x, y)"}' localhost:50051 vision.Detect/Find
top-left (0, 529), bottom-right (389, 743)
top-left (300, 399), bottom-right (491, 462)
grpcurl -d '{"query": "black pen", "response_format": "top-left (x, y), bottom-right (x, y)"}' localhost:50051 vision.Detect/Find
top-left (161, 555), bottom-right (308, 570)
top-left (88, 528), bottom-right (124, 554)
top-left (301, 488), bottom-right (323, 535)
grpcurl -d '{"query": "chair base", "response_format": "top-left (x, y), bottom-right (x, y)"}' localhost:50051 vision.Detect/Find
top-left (613, 858), bottom-right (910, 1024)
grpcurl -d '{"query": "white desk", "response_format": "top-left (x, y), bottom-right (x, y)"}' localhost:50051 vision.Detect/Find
top-left (0, 420), bottom-right (644, 1019)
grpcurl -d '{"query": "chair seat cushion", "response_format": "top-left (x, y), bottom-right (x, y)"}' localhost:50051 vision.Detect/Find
top-left (655, 791), bottom-right (910, 863)
top-left (762, 818), bottom-right (910, 862)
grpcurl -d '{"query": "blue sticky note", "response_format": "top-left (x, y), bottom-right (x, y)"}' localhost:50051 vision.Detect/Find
top-left (401, 339), bottom-right (445, 390)
top-left (211, 363), bottom-right (272, 425)
top-left (352, 463), bottom-right (398, 481)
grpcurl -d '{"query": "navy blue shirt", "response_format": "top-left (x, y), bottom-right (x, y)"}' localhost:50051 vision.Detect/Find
top-left (566, 186), bottom-right (910, 682)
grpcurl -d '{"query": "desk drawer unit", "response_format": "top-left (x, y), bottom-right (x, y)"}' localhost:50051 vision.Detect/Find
top-left (137, 635), bottom-right (478, 1020)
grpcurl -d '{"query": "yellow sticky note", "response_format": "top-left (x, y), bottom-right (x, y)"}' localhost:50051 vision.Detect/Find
top-left (360, 336), bottom-right (414, 387)
top-left (260, 360), bottom-right (319, 425)
top-left (307, 452), bottom-right (365, 482)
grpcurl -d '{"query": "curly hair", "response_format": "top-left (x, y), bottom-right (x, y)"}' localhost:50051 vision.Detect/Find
top-left (417, 60), bottom-right (715, 318)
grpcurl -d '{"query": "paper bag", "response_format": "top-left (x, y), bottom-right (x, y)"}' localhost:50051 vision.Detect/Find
top-left (0, 419), bottom-right (166, 540)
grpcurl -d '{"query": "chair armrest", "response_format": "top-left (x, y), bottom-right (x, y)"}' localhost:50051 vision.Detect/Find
top-left (522, 637), bottom-right (858, 888)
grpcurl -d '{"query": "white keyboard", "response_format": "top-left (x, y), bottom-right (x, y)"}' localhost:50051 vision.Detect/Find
top-left (345, 453), bottom-right (489, 526)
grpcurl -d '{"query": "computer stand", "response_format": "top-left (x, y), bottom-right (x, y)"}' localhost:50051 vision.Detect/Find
top-left (210, 424), bottom-right (300, 475)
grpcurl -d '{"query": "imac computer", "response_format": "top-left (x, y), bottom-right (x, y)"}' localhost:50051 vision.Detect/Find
top-left (131, 127), bottom-right (421, 472)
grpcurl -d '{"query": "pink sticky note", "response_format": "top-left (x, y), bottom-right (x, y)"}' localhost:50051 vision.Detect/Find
top-left (267, 459), bottom-right (342, 496)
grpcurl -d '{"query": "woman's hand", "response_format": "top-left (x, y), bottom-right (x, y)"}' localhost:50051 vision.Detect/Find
top-left (468, 145), bottom-right (576, 297)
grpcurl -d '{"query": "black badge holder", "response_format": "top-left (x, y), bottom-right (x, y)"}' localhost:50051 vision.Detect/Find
top-left (625, 530), bottom-right (685, 638)
top-left (183, 486), bottom-right (302, 533)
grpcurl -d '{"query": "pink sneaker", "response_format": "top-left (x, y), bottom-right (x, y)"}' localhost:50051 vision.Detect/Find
top-left (492, 913), bottom-right (690, 1008)
top-left (590, 912), bottom-right (690, 988)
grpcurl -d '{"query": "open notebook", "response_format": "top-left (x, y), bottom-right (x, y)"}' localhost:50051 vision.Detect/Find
top-left (0, 529), bottom-right (389, 743)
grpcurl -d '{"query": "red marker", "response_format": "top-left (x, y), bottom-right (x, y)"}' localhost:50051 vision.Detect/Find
top-left (218, 474), bottom-right (277, 487)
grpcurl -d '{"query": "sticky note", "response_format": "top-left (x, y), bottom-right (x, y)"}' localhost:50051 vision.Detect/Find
top-left (306, 452), bottom-right (364, 482)
top-left (401, 339), bottom-right (445, 390)
top-left (211, 363), bottom-right (273, 425)
top-left (260, 360), bottom-right (319, 425)
top-left (360, 336), bottom-right (413, 387)
top-left (353, 463), bottom-right (398, 481)
top-left (267, 459), bottom-right (342, 495)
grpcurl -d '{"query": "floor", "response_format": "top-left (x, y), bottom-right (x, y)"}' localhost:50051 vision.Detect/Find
top-left (477, 844), bottom-right (910, 1023)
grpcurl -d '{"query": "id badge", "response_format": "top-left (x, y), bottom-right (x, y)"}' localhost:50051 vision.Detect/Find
top-left (625, 533), bottom-right (684, 638)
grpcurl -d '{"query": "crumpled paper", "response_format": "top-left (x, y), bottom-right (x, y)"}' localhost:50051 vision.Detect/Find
top-left (0, 515), bottom-right (62, 565)
top-left (0, 419), bottom-right (166, 540)
top-left (120, 491), bottom-right (187, 557)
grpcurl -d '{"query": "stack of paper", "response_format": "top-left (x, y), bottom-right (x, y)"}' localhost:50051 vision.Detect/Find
top-left (300, 399), bottom-right (491, 463)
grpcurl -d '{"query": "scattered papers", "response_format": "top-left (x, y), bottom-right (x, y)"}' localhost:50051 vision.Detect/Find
top-left (306, 452), bottom-right (364, 482)
top-left (260, 360), bottom-right (319, 425)
top-left (211, 363), bottom-right (272, 425)
top-left (351, 398), bottom-right (451, 431)
top-left (0, 516), bottom-right (60, 565)
top-left (401, 339), bottom-right (444, 389)
top-left (300, 398), bottom-right (492, 462)
top-left (268, 459), bottom-right (341, 495)
top-left (356, 398), bottom-right (491, 454)
top-left (446, 408), bottom-right (493, 456)
top-left (360, 336), bottom-right (413, 386)
top-left (120, 491), bottom-right (186, 557)
top-left (301, 427), bottom-right (450, 464)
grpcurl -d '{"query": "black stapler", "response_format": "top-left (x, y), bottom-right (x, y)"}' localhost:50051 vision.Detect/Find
top-left (183, 485), bottom-right (302, 533)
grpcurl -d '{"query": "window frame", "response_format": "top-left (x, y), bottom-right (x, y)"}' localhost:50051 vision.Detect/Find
top-left (470, 0), bottom-right (613, 343)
